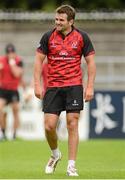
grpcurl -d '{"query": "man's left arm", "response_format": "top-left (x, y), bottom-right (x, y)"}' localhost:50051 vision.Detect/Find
top-left (9, 59), bottom-right (23, 78)
top-left (84, 54), bottom-right (96, 102)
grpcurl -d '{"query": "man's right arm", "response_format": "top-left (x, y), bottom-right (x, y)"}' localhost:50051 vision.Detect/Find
top-left (34, 31), bottom-right (52, 99)
top-left (0, 58), bottom-right (3, 70)
top-left (34, 52), bottom-right (46, 99)
top-left (0, 63), bottom-right (3, 70)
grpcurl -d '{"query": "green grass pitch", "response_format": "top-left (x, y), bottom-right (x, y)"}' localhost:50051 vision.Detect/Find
top-left (0, 139), bottom-right (125, 179)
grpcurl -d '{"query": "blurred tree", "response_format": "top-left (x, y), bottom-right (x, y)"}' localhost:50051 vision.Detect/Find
top-left (0, 0), bottom-right (27, 10)
top-left (76, 0), bottom-right (125, 10)
top-left (27, 0), bottom-right (43, 11)
top-left (56, 0), bottom-right (71, 6)
top-left (55, 0), bottom-right (125, 11)
top-left (0, 0), bottom-right (124, 11)
top-left (42, 0), bottom-right (56, 12)
top-left (0, 0), bottom-right (4, 9)
top-left (0, 0), bottom-right (19, 9)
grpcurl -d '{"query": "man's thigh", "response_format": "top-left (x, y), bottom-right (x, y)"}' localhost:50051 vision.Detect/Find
top-left (0, 98), bottom-right (6, 111)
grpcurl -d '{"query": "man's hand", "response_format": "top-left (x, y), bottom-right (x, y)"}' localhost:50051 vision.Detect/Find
top-left (84, 86), bottom-right (94, 102)
top-left (34, 86), bottom-right (43, 99)
top-left (9, 58), bottom-right (16, 66)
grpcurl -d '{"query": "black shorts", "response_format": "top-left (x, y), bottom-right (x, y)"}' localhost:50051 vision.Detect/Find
top-left (0, 88), bottom-right (20, 104)
top-left (43, 85), bottom-right (83, 114)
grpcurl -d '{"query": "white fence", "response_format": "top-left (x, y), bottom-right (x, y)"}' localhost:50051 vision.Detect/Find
top-left (0, 11), bottom-right (125, 21)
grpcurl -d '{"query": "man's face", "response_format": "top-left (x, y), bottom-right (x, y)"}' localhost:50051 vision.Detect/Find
top-left (55, 13), bottom-right (73, 33)
top-left (7, 52), bottom-right (16, 59)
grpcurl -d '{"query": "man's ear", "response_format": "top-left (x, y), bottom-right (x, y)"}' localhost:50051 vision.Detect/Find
top-left (69, 19), bottom-right (74, 26)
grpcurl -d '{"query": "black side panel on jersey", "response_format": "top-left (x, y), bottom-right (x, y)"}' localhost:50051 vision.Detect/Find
top-left (37, 29), bottom-right (54, 54)
top-left (76, 29), bottom-right (95, 57)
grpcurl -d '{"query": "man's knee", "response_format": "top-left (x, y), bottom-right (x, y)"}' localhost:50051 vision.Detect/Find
top-left (67, 113), bottom-right (79, 131)
top-left (11, 102), bottom-right (19, 113)
top-left (44, 114), bottom-right (58, 132)
top-left (0, 106), bottom-right (3, 112)
top-left (45, 124), bottom-right (56, 132)
top-left (67, 121), bottom-right (78, 132)
top-left (45, 119), bottom-right (57, 132)
top-left (44, 118), bottom-right (56, 132)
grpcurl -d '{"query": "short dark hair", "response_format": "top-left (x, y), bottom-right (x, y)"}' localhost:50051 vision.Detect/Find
top-left (5, 43), bottom-right (15, 54)
top-left (56, 5), bottom-right (76, 21)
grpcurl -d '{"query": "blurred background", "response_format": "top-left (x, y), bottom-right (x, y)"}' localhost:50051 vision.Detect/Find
top-left (0, 0), bottom-right (125, 140)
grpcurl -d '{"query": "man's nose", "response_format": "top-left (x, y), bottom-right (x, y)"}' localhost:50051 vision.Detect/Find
top-left (56, 20), bottom-right (61, 24)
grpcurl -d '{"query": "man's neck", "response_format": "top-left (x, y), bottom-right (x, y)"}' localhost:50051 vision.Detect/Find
top-left (61, 26), bottom-right (73, 36)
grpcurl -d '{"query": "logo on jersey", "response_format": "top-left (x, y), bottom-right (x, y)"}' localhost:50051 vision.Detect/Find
top-left (71, 41), bottom-right (78, 49)
top-left (59, 50), bottom-right (68, 56)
